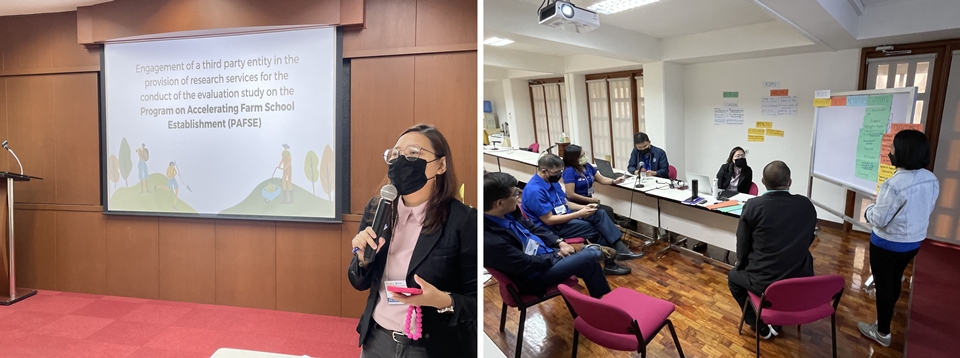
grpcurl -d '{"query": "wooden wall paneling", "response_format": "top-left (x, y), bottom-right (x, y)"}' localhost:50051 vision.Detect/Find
top-left (6, 75), bottom-right (58, 203)
top-left (276, 221), bottom-right (342, 316)
top-left (413, 52), bottom-right (478, 207)
top-left (340, 0), bottom-right (365, 26)
top-left (158, 217), bottom-right (216, 304)
top-left (53, 73), bottom-right (100, 206)
top-left (46, 12), bottom-right (99, 69)
top-left (104, 216), bottom-right (160, 299)
top-left (415, 0), bottom-right (477, 47)
top-left (342, 0), bottom-right (416, 53)
top-left (13, 209), bottom-right (57, 291)
top-left (0, 15), bottom-right (51, 73)
top-left (215, 220), bottom-right (277, 309)
top-left (0, 78), bottom-right (9, 171)
top-left (55, 211), bottom-right (105, 294)
top-left (340, 219), bottom-right (367, 318)
top-left (349, 57), bottom-right (416, 213)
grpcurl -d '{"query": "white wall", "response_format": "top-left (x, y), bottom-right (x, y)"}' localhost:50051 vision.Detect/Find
top-left (503, 78), bottom-right (536, 147)
top-left (483, 80), bottom-right (507, 128)
top-left (683, 49), bottom-right (861, 223)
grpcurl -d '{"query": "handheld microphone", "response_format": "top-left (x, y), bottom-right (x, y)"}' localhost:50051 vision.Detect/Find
top-left (2, 140), bottom-right (23, 175)
top-left (361, 184), bottom-right (398, 267)
top-left (634, 161), bottom-right (645, 189)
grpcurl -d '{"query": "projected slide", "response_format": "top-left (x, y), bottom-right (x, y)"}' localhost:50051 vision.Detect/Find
top-left (104, 28), bottom-right (337, 220)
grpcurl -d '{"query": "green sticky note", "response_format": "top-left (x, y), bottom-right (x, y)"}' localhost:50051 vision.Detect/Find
top-left (723, 92), bottom-right (739, 98)
top-left (867, 95), bottom-right (893, 106)
top-left (855, 159), bottom-right (880, 180)
top-left (718, 204), bottom-right (744, 213)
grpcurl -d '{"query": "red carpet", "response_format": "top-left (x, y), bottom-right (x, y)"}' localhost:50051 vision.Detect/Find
top-left (905, 240), bottom-right (960, 358)
top-left (0, 290), bottom-right (361, 358)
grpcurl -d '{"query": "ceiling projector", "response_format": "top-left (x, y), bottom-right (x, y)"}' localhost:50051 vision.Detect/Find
top-left (538, 0), bottom-right (599, 33)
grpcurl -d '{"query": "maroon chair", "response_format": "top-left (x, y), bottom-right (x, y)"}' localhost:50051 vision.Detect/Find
top-left (529, 143), bottom-right (540, 153)
top-left (737, 275), bottom-right (845, 358)
top-left (486, 267), bottom-right (578, 358)
top-left (748, 182), bottom-right (759, 196)
top-left (558, 285), bottom-right (685, 358)
top-left (668, 165), bottom-right (678, 180)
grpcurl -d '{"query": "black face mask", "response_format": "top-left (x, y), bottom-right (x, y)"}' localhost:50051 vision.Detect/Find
top-left (735, 158), bottom-right (747, 168)
top-left (888, 153), bottom-right (897, 167)
top-left (547, 173), bottom-right (562, 183)
top-left (639, 147), bottom-right (651, 156)
top-left (388, 157), bottom-right (438, 195)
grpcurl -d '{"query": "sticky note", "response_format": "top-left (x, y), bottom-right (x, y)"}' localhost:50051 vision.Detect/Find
top-left (867, 94), bottom-right (893, 106)
top-left (847, 96), bottom-right (868, 106)
top-left (748, 134), bottom-right (765, 142)
top-left (748, 128), bottom-right (766, 135)
top-left (815, 90), bottom-right (831, 99)
top-left (814, 98), bottom-right (832, 107)
top-left (766, 129), bottom-right (784, 137)
top-left (831, 97), bottom-right (847, 106)
top-left (876, 164), bottom-right (897, 192)
top-left (770, 89), bottom-right (789, 97)
top-left (855, 159), bottom-right (880, 180)
top-left (890, 123), bottom-right (924, 135)
top-left (880, 134), bottom-right (894, 165)
top-left (723, 92), bottom-right (739, 98)
top-left (756, 121), bottom-right (773, 128)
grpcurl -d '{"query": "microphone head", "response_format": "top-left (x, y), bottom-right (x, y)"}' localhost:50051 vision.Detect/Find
top-left (1, 140), bottom-right (7, 149)
top-left (380, 184), bottom-right (398, 201)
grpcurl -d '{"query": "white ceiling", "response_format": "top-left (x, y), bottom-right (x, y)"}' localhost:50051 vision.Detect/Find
top-left (520, 0), bottom-right (773, 38)
top-left (859, 0), bottom-right (897, 6)
top-left (0, 0), bottom-right (111, 16)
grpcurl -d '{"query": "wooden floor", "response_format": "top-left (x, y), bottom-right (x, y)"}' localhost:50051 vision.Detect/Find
top-left (483, 227), bottom-right (912, 358)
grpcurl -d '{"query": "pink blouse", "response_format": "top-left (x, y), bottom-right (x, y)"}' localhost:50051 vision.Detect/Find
top-left (373, 198), bottom-right (427, 332)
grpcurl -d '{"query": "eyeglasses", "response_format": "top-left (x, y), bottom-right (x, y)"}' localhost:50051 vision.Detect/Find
top-left (383, 145), bottom-right (439, 164)
top-left (540, 168), bottom-right (563, 176)
top-left (733, 152), bottom-right (746, 159)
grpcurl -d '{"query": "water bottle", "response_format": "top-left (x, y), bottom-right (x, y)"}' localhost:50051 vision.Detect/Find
top-left (711, 178), bottom-right (719, 199)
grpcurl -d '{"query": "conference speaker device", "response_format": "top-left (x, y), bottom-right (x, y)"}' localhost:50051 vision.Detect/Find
top-left (360, 185), bottom-right (398, 267)
top-left (0, 140), bottom-right (41, 305)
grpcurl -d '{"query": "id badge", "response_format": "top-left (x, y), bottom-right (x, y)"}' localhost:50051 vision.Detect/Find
top-left (554, 205), bottom-right (568, 215)
top-left (523, 239), bottom-right (540, 256)
top-left (384, 280), bottom-right (407, 305)
top-left (587, 187), bottom-right (595, 196)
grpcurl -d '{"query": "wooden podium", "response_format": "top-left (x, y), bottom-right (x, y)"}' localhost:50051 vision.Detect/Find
top-left (0, 172), bottom-right (40, 305)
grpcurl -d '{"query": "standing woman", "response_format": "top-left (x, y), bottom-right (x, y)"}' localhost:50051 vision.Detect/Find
top-left (858, 130), bottom-right (939, 347)
top-left (560, 144), bottom-right (625, 221)
top-left (715, 146), bottom-right (753, 194)
top-left (349, 124), bottom-right (477, 357)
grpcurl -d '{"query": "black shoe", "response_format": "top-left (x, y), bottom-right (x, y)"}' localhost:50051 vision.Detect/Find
top-left (603, 262), bottom-right (631, 275)
top-left (692, 242), bottom-right (707, 253)
top-left (616, 251), bottom-right (644, 260)
top-left (750, 324), bottom-right (777, 339)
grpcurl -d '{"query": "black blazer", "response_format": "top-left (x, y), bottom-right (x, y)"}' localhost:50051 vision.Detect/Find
top-left (483, 211), bottom-right (563, 295)
top-left (716, 163), bottom-right (754, 194)
top-left (735, 191), bottom-right (817, 291)
top-left (348, 197), bottom-right (477, 357)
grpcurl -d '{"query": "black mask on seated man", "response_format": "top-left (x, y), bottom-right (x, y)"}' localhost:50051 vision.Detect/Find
top-left (547, 173), bottom-right (562, 183)
top-left (639, 147), bottom-right (651, 156)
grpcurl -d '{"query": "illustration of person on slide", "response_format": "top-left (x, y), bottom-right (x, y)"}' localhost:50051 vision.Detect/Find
top-left (136, 143), bottom-right (151, 193)
top-left (277, 144), bottom-right (293, 204)
top-left (155, 162), bottom-right (180, 210)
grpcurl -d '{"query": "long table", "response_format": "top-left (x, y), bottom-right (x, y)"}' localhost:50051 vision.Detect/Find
top-left (484, 150), bottom-right (755, 255)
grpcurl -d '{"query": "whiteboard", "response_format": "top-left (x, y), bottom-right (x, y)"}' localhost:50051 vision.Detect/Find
top-left (810, 88), bottom-right (917, 195)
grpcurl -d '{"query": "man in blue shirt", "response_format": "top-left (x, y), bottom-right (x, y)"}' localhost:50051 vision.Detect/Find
top-left (627, 132), bottom-right (670, 179)
top-left (483, 172), bottom-right (613, 297)
top-left (522, 154), bottom-right (641, 275)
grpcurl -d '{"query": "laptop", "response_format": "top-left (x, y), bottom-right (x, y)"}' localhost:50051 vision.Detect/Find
top-left (684, 172), bottom-right (714, 197)
top-left (594, 159), bottom-right (625, 179)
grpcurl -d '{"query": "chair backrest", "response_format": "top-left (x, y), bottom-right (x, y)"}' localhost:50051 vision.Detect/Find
top-left (749, 182), bottom-right (759, 196)
top-left (486, 267), bottom-right (521, 307)
top-left (762, 275), bottom-right (845, 312)
top-left (530, 143), bottom-right (540, 152)
top-left (558, 285), bottom-right (636, 335)
top-left (668, 165), bottom-right (678, 180)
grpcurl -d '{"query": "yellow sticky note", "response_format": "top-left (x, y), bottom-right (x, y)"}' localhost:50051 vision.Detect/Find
top-left (766, 129), bottom-right (784, 137)
top-left (756, 121), bottom-right (773, 129)
top-left (876, 164), bottom-right (896, 193)
top-left (814, 98), bottom-right (832, 107)
top-left (748, 128), bottom-right (765, 135)
top-left (748, 134), bottom-right (765, 142)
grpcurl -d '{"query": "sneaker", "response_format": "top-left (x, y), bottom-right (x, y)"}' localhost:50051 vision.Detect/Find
top-left (858, 322), bottom-right (891, 347)
top-left (752, 324), bottom-right (776, 340)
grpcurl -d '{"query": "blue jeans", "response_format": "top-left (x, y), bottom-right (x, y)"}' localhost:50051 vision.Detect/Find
top-left (551, 209), bottom-right (622, 247)
top-left (138, 161), bottom-right (148, 180)
top-left (540, 246), bottom-right (610, 298)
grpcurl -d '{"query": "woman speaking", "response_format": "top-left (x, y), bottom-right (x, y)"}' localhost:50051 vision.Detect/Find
top-left (348, 124), bottom-right (477, 358)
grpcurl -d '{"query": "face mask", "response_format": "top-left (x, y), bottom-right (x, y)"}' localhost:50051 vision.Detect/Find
top-left (888, 153), bottom-right (897, 167)
top-left (547, 172), bottom-right (562, 183)
top-left (639, 147), bottom-right (651, 156)
top-left (735, 158), bottom-right (747, 168)
top-left (388, 157), bottom-right (436, 195)
top-left (578, 156), bottom-right (589, 165)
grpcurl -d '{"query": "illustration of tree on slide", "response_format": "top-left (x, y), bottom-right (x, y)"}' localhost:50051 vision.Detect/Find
top-left (277, 144), bottom-right (293, 204)
top-left (119, 138), bottom-right (132, 186)
top-left (108, 155), bottom-right (120, 192)
top-left (304, 150), bottom-right (319, 195)
top-left (320, 145), bottom-right (335, 200)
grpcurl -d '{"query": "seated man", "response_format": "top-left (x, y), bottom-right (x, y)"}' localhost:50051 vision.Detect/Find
top-left (627, 132), bottom-right (670, 179)
top-left (728, 161), bottom-right (817, 339)
top-left (484, 172), bottom-right (613, 298)
top-left (522, 154), bottom-right (641, 275)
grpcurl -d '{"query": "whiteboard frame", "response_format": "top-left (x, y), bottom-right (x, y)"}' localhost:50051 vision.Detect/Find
top-left (806, 87), bottom-right (918, 229)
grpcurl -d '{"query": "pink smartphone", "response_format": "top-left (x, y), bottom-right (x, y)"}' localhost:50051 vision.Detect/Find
top-left (387, 286), bottom-right (423, 295)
